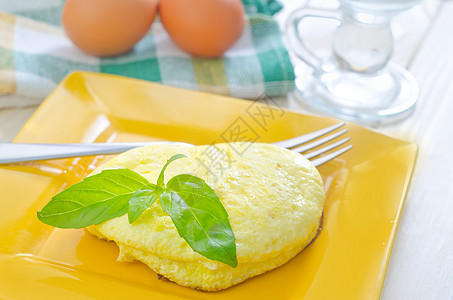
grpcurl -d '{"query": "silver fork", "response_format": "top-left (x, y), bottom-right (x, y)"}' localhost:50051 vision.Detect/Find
top-left (0, 122), bottom-right (352, 167)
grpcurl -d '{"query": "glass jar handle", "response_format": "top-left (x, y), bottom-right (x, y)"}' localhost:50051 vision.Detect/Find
top-left (285, 7), bottom-right (341, 73)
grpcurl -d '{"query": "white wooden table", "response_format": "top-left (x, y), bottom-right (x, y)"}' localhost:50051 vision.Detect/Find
top-left (1, 0), bottom-right (452, 298)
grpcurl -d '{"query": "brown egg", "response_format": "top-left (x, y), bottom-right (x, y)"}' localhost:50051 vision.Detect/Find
top-left (62, 0), bottom-right (158, 57)
top-left (159, 0), bottom-right (245, 58)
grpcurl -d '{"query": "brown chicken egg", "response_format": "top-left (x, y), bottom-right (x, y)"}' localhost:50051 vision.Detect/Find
top-left (159, 0), bottom-right (245, 58)
top-left (62, 0), bottom-right (158, 57)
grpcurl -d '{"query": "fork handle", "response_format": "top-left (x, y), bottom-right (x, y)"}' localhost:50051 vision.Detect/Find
top-left (0, 142), bottom-right (191, 164)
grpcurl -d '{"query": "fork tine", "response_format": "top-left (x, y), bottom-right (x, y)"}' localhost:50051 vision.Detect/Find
top-left (310, 144), bottom-right (353, 167)
top-left (273, 122), bottom-right (345, 149)
top-left (291, 128), bottom-right (348, 153)
top-left (303, 137), bottom-right (350, 159)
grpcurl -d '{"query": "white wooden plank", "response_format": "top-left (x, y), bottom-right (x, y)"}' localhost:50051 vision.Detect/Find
top-left (0, 106), bottom-right (37, 142)
top-left (381, 2), bottom-right (453, 299)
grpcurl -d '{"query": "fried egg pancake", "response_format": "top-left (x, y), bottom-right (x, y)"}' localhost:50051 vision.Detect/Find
top-left (87, 143), bottom-right (325, 291)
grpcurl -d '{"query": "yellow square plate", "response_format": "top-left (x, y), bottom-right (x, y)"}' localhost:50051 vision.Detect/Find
top-left (0, 72), bottom-right (417, 299)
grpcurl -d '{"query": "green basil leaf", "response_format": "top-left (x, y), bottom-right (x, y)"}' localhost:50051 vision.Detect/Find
top-left (128, 187), bottom-right (161, 224)
top-left (37, 153), bottom-right (238, 268)
top-left (157, 154), bottom-right (186, 188)
top-left (37, 169), bottom-right (150, 228)
top-left (161, 174), bottom-right (237, 268)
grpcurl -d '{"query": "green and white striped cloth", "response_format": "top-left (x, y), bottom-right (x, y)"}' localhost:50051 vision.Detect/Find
top-left (0, 0), bottom-right (295, 108)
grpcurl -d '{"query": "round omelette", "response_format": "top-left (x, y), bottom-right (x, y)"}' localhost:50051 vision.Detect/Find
top-left (87, 142), bottom-right (325, 291)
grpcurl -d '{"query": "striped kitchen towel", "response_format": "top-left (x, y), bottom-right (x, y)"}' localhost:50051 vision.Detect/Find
top-left (0, 0), bottom-right (295, 108)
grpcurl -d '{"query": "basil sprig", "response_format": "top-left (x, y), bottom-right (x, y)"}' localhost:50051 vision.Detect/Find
top-left (37, 154), bottom-right (237, 268)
